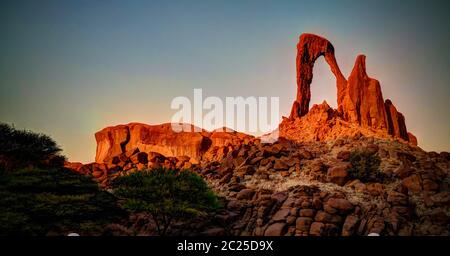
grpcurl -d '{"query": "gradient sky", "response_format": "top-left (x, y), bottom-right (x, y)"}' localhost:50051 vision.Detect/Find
top-left (1, 0), bottom-right (449, 163)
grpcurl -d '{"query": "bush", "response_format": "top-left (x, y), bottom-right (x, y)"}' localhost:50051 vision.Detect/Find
top-left (0, 123), bottom-right (65, 171)
top-left (347, 150), bottom-right (385, 183)
top-left (112, 168), bottom-right (220, 235)
top-left (0, 168), bottom-right (125, 235)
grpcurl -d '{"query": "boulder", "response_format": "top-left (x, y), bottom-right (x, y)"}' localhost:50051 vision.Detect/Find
top-left (273, 159), bottom-right (289, 170)
top-left (298, 208), bottom-right (316, 217)
top-left (327, 163), bottom-right (350, 186)
top-left (296, 217), bottom-right (313, 232)
top-left (264, 222), bottom-right (287, 236)
top-left (342, 215), bottom-right (359, 236)
top-left (236, 189), bottom-right (255, 200)
top-left (402, 174), bottom-right (422, 192)
top-left (309, 222), bottom-right (325, 236)
top-left (272, 209), bottom-right (290, 222)
top-left (271, 192), bottom-right (288, 204)
top-left (314, 211), bottom-right (342, 224)
top-left (325, 198), bottom-right (354, 214)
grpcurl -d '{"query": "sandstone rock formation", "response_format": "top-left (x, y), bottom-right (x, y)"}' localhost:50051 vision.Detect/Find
top-left (341, 55), bottom-right (388, 130)
top-left (95, 123), bottom-right (252, 163)
top-left (95, 34), bottom-right (417, 165)
top-left (290, 33), bottom-right (346, 119)
top-left (63, 32), bottom-right (450, 237)
top-left (288, 33), bottom-right (415, 144)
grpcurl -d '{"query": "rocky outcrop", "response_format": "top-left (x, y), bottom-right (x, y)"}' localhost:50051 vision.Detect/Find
top-left (95, 123), bottom-right (252, 163)
top-left (288, 33), bottom-right (416, 144)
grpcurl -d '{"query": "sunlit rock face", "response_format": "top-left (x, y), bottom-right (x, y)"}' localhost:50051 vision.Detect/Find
top-left (94, 123), bottom-right (252, 163)
top-left (95, 33), bottom-right (417, 165)
top-left (289, 33), bottom-right (415, 144)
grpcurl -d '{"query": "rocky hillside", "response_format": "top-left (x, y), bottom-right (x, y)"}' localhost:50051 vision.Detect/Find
top-left (65, 33), bottom-right (449, 236)
top-left (67, 125), bottom-right (450, 236)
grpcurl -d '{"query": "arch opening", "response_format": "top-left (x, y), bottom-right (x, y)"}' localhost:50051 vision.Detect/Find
top-left (309, 57), bottom-right (338, 109)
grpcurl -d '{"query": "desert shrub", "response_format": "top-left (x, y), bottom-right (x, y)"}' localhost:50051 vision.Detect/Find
top-left (0, 123), bottom-right (65, 171)
top-left (112, 168), bottom-right (220, 235)
top-left (347, 150), bottom-right (385, 183)
top-left (0, 168), bottom-right (125, 235)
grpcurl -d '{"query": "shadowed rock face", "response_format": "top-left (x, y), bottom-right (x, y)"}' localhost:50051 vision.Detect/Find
top-left (289, 33), bottom-right (414, 144)
top-left (385, 99), bottom-right (409, 141)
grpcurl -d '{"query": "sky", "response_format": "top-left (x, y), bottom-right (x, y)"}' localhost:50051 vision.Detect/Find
top-left (0, 0), bottom-right (449, 163)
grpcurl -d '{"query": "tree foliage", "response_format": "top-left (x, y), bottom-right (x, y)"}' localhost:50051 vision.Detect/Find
top-left (112, 169), bottom-right (220, 235)
top-left (0, 123), bottom-right (65, 171)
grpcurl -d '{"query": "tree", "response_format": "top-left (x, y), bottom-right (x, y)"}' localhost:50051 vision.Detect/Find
top-left (112, 169), bottom-right (220, 235)
top-left (0, 167), bottom-right (125, 235)
top-left (0, 123), bottom-right (126, 235)
top-left (0, 123), bottom-right (65, 171)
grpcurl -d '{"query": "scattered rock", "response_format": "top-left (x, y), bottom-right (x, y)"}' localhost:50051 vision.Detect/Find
top-left (236, 189), bottom-right (255, 200)
top-left (325, 198), bottom-right (354, 214)
top-left (296, 217), bottom-right (313, 232)
top-left (402, 174), bottom-right (422, 193)
top-left (327, 163), bottom-right (350, 186)
top-left (342, 215), bottom-right (359, 236)
top-left (272, 208), bottom-right (290, 222)
top-left (309, 222), bottom-right (325, 236)
top-left (264, 222), bottom-right (287, 236)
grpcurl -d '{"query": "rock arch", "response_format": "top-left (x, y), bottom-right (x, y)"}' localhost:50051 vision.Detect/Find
top-left (289, 33), bottom-right (413, 143)
top-left (289, 33), bottom-right (347, 119)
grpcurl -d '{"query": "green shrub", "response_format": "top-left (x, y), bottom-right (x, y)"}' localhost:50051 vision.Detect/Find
top-left (0, 168), bottom-right (125, 235)
top-left (347, 150), bottom-right (385, 183)
top-left (112, 168), bottom-right (220, 235)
